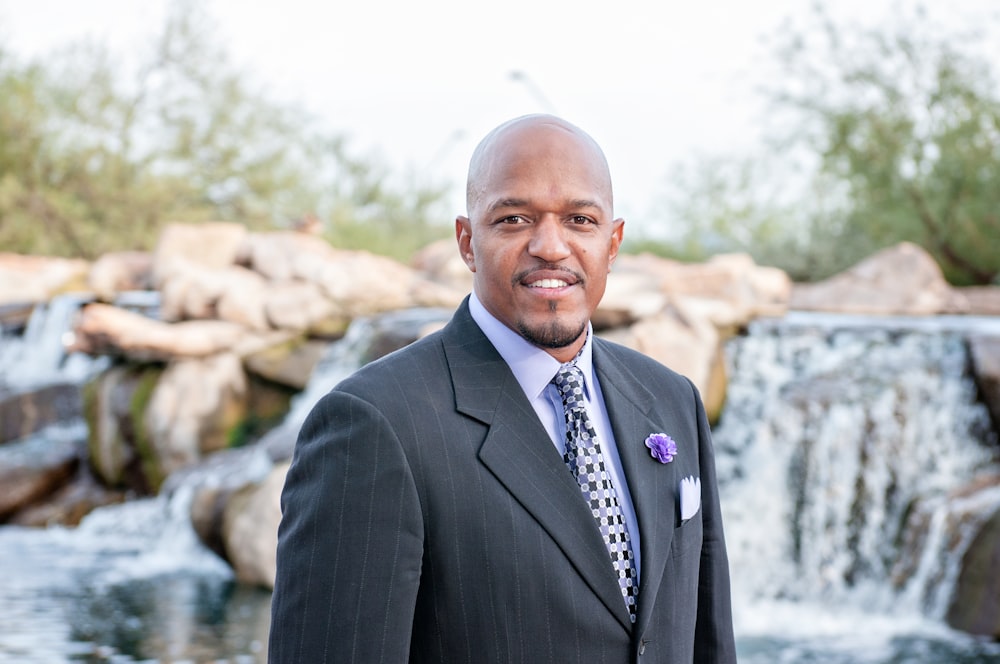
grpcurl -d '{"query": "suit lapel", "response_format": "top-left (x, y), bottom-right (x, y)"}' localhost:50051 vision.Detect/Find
top-left (442, 304), bottom-right (634, 631)
top-left (593, 340), bottom-right (679, 634)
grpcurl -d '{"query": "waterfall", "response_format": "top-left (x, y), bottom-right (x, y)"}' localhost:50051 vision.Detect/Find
top-left (0, 294), bottom-right (108, 392)
top-left (716, 313), bottom-right (1000, 645)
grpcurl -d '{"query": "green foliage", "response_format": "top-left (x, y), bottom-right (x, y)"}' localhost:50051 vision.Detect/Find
top-left (772, 6), bottom-right (1000, 285)
top-left (0, 1), bottom-right (449, 260)
top-left (652, 6), bottom-right (1000, 285)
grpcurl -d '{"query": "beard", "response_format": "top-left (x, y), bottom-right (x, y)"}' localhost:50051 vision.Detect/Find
top-left (516, 305), bottom-right (588, 351)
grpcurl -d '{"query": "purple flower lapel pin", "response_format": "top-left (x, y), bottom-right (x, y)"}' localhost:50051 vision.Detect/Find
top-left (644, 433), bottom-right (677, 464)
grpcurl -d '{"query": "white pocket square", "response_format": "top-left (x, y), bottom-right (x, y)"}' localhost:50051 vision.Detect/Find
top-left (680, 475), bottom-right (701, 521)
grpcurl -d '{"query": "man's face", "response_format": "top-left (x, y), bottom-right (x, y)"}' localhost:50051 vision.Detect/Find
top-left (456, 120), bottom-right (624, 363)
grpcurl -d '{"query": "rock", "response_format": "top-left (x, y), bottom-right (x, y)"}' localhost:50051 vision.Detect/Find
top-left (946, 483), bottom-right (1000, 638)
top-left (599, 305), bottom-right (726, 424)
top-left (969, 335), bottom-right (1000, 433)
top-left (363, 308), bottom-right (456, 364)
top-left (946, 287), bottom-right (1000, 316)
top-left (160, 264), bottom-right (269, 329)
top-left (243, 338), bottom-right (330, 391)
top-left (84, 364), bottom-right (163, 492)
top-left (262, 281), bottom-right (349, 336)
top-left (9, 471), bottom-right (126, 527)
top-left (409, 277), bottom-right (467, 311)
top-left (241, 231), bottom-right (339, 282)
top-left (601, 252), bottom-right (790, 332)
top-left (0, 431), bottom-right (80, 521)
top-left (88, 251), bottom-right (153, 301)
top-left (180, 445), bottom-right (277, 559)
top-left (595, 270), bottom-right (669, 329)
top-left (315, 249), bottom-right (421, 316)
top-left (0, 253), bottom-right (90, 306)
top-left (152, 222), bottom-right (248, 287)
top-left (789, 242), bottom-right (952, 315)
top-left (190, 486), bottom-right (229, 560)
top-left (69, 303), bottom-right (247, 360)
top-left (0, 383), bottom-right (82, 445)
top-left (143, 353), bottom-right (248, 483)
top-left (411, 238), bottom-right (474, 292)
top-left (242, 375), bottom-right (296, 443)
top-left (220, 462), bottom-right (288, 588)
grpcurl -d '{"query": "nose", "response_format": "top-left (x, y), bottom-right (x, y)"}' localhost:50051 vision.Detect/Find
top-left (527, 216), bottom-right (571, 262)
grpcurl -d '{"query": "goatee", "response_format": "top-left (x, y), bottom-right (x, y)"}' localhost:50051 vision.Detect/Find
top-left (516, 315), bottom-right (587, 351)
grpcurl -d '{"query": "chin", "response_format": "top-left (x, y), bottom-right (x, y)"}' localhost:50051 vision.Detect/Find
top-left (516, 316), bottom-right (587, 351)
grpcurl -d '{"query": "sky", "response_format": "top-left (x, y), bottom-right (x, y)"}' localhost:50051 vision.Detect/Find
top-left (2, 0), bottom-right (997, 232)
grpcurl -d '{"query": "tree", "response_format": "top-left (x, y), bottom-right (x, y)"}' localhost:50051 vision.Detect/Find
top-left (651, 5), bottom-right (1000, 285)
top-left (769, 5), bottom-right (1000, 285)
top-left (0, 1), bottom-right (450, 261)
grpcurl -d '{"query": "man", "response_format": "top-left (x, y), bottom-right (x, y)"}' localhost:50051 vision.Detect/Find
top-left (269, 115), bottom-right (737, 663)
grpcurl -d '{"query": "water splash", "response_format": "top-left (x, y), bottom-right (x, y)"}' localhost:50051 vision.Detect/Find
top-left (0, 294), bottom-right (108, 392)
top-left (717, 314), bottom-right (1000, 651)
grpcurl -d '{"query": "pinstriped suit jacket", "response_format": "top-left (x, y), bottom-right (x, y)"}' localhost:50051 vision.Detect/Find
top-left (269, 299), bottom-right (736, 663)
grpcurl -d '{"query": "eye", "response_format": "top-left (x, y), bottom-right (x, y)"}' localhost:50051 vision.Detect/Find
top-left (570, 215), bottom-right (594, 225)
top-left (499, 215), bottom-right (526, 224)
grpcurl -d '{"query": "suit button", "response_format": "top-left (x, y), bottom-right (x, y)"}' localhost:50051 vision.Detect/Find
top-left (639, 639), bottom-right (648, 655)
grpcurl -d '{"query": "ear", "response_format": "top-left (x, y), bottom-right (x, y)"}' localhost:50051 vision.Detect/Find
top-left (607, 217), bottom-right (625, 271)
top-left (455, 216), bottom-right (476, 272)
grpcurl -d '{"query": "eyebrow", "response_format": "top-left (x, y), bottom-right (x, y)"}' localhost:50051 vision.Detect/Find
top-left (485, 198), bottom-right (603, 215)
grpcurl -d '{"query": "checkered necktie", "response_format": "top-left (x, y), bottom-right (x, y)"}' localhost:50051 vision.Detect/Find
top-left (552, 363), bottom-right (637, 622)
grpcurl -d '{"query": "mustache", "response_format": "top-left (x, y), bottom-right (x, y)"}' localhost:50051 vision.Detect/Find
top-left (512, 264), bottom-right (584, 286)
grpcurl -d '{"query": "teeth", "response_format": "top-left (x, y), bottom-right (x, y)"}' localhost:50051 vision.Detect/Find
top-left (530, 279), bottom-right (568, 288)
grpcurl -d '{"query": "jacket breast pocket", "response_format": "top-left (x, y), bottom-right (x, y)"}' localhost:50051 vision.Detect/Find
top-left (670, 512), bottom-right (704, 560)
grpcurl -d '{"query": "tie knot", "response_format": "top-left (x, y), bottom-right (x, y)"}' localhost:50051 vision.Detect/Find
top-left (553, 363), bottom-right (586, 407)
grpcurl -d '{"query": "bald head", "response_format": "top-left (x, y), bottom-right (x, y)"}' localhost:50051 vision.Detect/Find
top-left (465, 115), bottom-right (614, 217)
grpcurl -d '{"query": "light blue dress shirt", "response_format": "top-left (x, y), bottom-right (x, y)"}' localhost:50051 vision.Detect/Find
top-left (468, 292), bottom-right (642, 578)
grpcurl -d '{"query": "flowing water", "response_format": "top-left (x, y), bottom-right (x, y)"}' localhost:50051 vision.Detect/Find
top-left (2, 309), bottom-right (1000, 662)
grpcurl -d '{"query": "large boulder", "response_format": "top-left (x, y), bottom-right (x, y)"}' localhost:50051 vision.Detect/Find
top-left (85, 364), bottom-right (163, 491)
top-left (314, 249), bottom-right (430, 315)
top-left (946, 477), bottom-right (1000, 638)
top-left (143, 353), bottom-right (248, 483)
top-left (88, 251), bottom-right (153, 301)
top-left (262, 281), bottom-right (349, 337)
top-left (598, 252), bottom-right (790, 331)
top-left (789, 242), bottom-right (952, 315)
top-left (69, 303), bottom-right (248, 360)
top-left (0, 253), bottom-right (90, 306)
top-left (220, 462), bottom-right (288, 588)
top-left (600, 305), bottom-right (726, 424)
top-left (240, 230), bottom-right (339, 282)
top-left (411, 237), bottom-right (474, 292)
top-left (159, 263), bottom-right (269, 329)
top-left (8, 472), bottom-right (126, 527)
top-left (946, 286), bottom-right (1000, 316)
top-left (152, 221), bottom-right (248, 287)
top-left (969, 335), bottom-right (1000, 432)
top-left (243, 337), bottom-right (331, 391)
top-left (0, 429), bottom-right (80, 521)
top-left (0, 383), bottom-right (82, 445)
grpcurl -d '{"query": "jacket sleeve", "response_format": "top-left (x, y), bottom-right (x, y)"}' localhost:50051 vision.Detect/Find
top-left (268, 389), bottom-right (424, 663)
top-left (692, 383), bottom-right (739, 663)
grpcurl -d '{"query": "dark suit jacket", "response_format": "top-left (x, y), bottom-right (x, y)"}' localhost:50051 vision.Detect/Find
top-left (269, 299), bottom-right (736, 663)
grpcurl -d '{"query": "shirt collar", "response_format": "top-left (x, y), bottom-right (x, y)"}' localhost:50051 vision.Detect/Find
top-left (469, 291), bottom-right (595, 400)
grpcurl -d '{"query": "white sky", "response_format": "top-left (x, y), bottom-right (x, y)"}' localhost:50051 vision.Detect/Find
top-left (1, 0), bottom-right (997, 232)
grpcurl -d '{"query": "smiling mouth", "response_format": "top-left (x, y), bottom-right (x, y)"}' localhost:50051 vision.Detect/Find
top-left (515, 265), bottom-right (583, 291)
top-left (528, 278), bottom-right (569, 289)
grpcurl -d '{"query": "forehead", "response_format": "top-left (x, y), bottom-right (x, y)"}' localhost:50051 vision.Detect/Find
top-left (470, 121), bottom-right (613, 212)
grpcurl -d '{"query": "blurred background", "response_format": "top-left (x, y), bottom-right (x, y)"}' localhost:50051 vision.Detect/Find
top-left (3, 0), bottom-right (998, 283)
top-left (2, 0), bottom-right (1000, 662)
